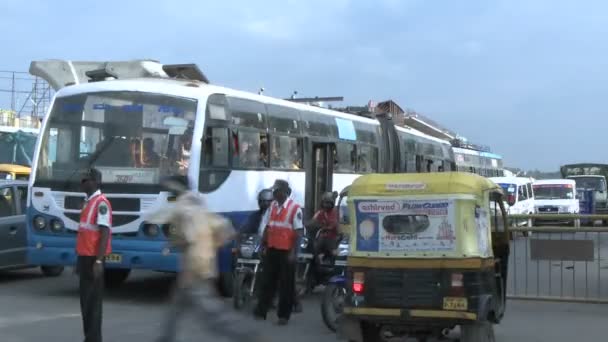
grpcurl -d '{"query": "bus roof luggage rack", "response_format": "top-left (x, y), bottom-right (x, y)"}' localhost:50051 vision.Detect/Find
top-left (85, 67), bottom-right (119, 83)
top-left (162, 64), bottom-right (209, 84)
top-left (29, 59), bottom-right (210, 91)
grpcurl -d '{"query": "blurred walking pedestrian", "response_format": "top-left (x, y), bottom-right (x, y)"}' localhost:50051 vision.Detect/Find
top-left (147, 175), bottom-right (264, 342)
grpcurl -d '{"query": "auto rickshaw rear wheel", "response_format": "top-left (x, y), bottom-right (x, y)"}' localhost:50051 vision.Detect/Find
top-left (350, 322), bottom-right (382, 342)
top-left (460, 321), bottom-right (495, 342)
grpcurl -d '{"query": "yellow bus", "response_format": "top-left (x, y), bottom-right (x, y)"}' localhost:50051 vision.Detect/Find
top-left (0, 126), bottom-right (38, 180)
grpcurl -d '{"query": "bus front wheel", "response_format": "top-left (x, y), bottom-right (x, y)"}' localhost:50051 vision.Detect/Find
top-left (104, 269), bottom-right (131, 288)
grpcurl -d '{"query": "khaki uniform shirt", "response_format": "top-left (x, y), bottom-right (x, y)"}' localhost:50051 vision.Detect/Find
top-left (146, 192), bottom-right (235, 280)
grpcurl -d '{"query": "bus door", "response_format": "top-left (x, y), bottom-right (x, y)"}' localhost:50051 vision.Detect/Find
top-left (304, 140), bottom-right (335, 220)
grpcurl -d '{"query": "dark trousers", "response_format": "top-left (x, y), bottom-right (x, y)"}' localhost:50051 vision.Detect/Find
top-left (158, 279), bottom-right (261, 342)
top-left (78, 256), bottom-right (104, 342)
top-left (255, 248), bottom-right (295, 320)
top-left (314, 237), bottom-right (338, 259)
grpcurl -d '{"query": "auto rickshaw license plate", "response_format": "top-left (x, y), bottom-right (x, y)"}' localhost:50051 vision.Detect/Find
top-left (443, 297), bottom-right (468, 311)
top-left (105, 254), bottom-right (122, 263)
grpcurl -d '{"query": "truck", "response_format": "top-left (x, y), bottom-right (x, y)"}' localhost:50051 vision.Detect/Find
top-left (560, 163), bottom-right (608, 223)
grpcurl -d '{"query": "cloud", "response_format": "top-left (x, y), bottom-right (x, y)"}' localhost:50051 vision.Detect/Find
top-left (241, 19), bottom-right (295, 41)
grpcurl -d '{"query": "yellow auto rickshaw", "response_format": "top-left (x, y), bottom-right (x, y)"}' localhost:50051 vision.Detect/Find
top-left (337, 172), bottom-right (509, 342)
top-left (0, 164), bottom-right (31, 180)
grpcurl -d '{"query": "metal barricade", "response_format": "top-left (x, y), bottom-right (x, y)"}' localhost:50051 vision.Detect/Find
top-left (506, 214), bottom-right (608, 303)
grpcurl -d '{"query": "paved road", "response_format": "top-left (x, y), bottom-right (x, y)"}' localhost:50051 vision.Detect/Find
top-left (0, 269), bottom-right (607, 342)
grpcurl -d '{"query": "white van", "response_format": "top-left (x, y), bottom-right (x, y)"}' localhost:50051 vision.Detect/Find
top-left (489, 177), bottom-right (536, 223)
top-left (532, 179), bottom-right (579, 225)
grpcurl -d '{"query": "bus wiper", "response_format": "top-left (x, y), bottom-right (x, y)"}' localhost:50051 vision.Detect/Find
top-left (62, 137), bottom-right (115, 190)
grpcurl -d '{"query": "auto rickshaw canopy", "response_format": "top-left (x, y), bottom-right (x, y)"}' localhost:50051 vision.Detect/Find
top-left (348, 172), bottom-right (502, 198)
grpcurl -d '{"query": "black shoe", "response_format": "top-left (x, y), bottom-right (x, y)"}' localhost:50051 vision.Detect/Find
top-left (277, 318), bottom-right (289, 326)
top-left (252, 308), bottom-right (266, 321)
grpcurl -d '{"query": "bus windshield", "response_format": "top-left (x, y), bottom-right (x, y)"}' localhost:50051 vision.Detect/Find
top-left (34, 91), bottom-right (197, 192)
top-left (0, 130), bottom-right (37, 166)
top-left (533, 185), bottom-right (574, 200)
top-left (498, 183), bottom-right (516, 195)
top-left (570, 177), bottom-right (605, 191)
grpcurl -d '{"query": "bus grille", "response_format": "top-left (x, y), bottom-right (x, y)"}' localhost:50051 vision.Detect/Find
top-left (63, 196), bottom-right (140, 211)
top-left (64, 213), bottom-right (139, 227)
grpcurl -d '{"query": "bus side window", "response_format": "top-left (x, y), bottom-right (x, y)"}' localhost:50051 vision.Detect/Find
top-left (335, 143), bottom-right (356, 173)
top-left (202, 127), bottom-right (229, 167)
top-left (227, 97), bottom-right (267, 130)
top-left (232, 130), bottom-right (267, 169)
top-left (357, 145), bottom-right (377, 173)
top-left (270, 135), bottom-right (302, 170)
top-left (416, 155), bottom-right (424, 172)
top-left (400, 135), bottom-right (416, 173)
top-left (301, 111), bottom-right (338, 138)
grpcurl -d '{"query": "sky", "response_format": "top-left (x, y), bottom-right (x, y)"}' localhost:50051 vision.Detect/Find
top-left (1, 0), bottom-right (607, 171)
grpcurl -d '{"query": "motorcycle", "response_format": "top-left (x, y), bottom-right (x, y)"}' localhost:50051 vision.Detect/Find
top-left (234, 234), bottom-right (310, 310)
top-left (321, 272), bottom-right (346, 332)
top-left (232, 234), bottom-right (263, 310)
top-left (320, 238), bottom-right (348, 332)
top-left (296, 229), bottom-right (348, 296)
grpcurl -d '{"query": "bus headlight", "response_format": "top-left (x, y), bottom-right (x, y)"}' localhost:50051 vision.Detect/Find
top-left (33, 216), bottom-right (46, 230)
top-left (143, 224), bottom-right (160, 237)
top-left (163, 224), bottom-right (178, 238)
top-left (50, 219), bottom-right (64, 232)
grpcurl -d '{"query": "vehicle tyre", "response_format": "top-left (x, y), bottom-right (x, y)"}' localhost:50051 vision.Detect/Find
top-left (40, 266), bottom-right (64, 277)
top-left (321, 283), bottom-right (346, 332)
top-left (461, 321), bottom-right (495, 342)
top-left (360, 322), bottom-right (382, 342)
top-left (104, 269), bottom-right (130, 289)
top-left (233, 272), bottom-right (253, 310)
top-left (218, 271), bottom-right (233, 298)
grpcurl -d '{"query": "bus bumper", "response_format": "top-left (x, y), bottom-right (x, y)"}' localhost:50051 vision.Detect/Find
top-left (27, 235), bottom-right (235, 274)
top-left (27, 236), bottom-right (180, 271)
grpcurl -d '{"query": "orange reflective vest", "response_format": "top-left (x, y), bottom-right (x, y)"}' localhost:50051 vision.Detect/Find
top-left (266, 199), bottom-right (300, 251)
top-left (76, 192), bottom-right (113, 256)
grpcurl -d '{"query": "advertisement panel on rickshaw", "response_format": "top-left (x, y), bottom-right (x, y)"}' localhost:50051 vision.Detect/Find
top-left (353, 196), bottom-right (492, 257)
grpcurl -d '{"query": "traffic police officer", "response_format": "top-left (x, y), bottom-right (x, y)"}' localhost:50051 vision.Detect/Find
top-left (254, 179), bottom-right (304, 325)
top-left (76, 168), bottom-right (112, 342)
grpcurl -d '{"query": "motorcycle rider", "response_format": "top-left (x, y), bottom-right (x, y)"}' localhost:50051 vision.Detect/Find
top-left (310, 192), bottom-right (339, 264)
top-left (240, 189), bottom-right (274, 236)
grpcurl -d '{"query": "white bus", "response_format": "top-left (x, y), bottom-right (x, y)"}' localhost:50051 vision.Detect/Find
top-left (26, 60), bottom-right (455, 290)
